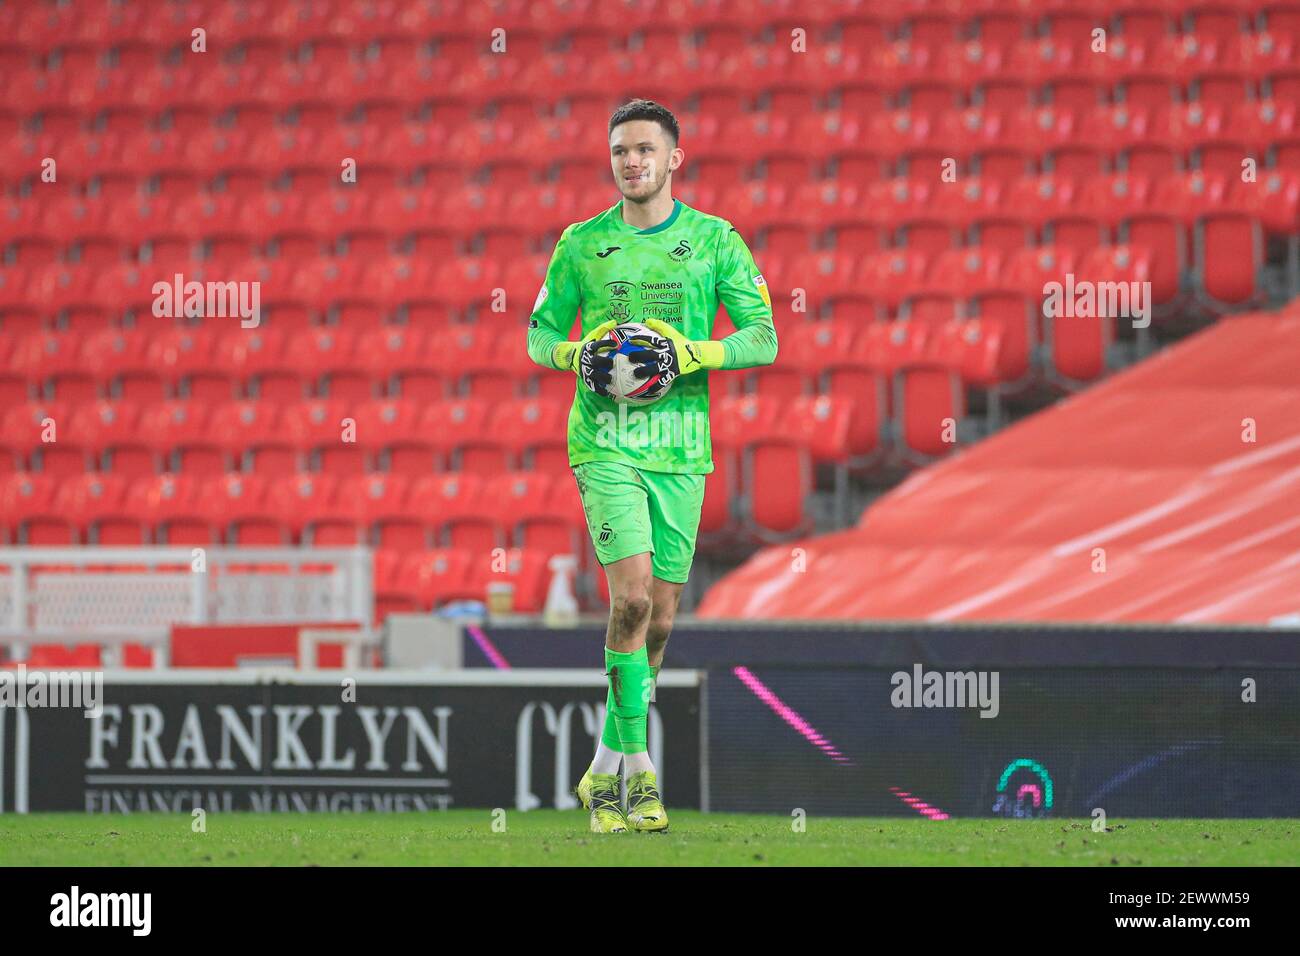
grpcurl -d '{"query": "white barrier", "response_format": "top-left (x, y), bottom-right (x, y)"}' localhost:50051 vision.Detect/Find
top-left (0, 547), bottom-right (373, 667)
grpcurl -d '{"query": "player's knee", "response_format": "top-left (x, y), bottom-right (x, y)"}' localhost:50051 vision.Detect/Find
top-left (610, 592), bottom-right (652, 633)
top-left (646, 618), bottom-right (672, 650)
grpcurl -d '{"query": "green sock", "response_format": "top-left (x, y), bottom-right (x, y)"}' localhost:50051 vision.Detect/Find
top-left (605, 645), bottom-right (651, 754)
top-left (601, 661), bottom-right (660, 749)
top-left (600, 681), bottom-right (622, 752)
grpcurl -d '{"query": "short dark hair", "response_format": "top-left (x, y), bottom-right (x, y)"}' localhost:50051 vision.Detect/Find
top-left (608, 99), bottom-right (680, 148)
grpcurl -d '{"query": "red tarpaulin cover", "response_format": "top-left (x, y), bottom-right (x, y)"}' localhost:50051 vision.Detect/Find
top-left (698, 309), bottom-right (1300, 624)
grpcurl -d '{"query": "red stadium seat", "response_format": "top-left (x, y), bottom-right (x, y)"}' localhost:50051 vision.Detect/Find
top-left (296, 472), bottom-right (382, 548)
top-left (932, 248), bottom-right (1008, 302)
top-left (398, 548), bottom-right (478, 610)
top-left (698, 441), bottom-right (736, 538)
top-left (331, 473), bottom-right (421, 551)
top-left (409, 473), bottom-right (499, 555)
top-left (219, 326), bottom-right (301, 403)
top-left (1196, 207), bottom-right (1266, 307)
top-left (0, 472), bottom-right (68, 544)
top-left (285, 399), bottom-right (368, 475)
top-left (134, 397), bottom-right (219, 475)
top-left (857, 250), bottom-right (932, 312)
top-left (1041, 254), bottom-right (1123, 387)
top-left (146, 329), bottom-right (232, 403)
top-left (785, 395), bottom-right (855, 464)
top-left (130, 473), bottom-right (212, 546)
top-left (207, 400), bottom-right (293, 475)
top-left (64, 398), bottom-right (140, 476)
top-left (424, 399), bottom-right (509, 475)
top-left (11, 331), bottom-right (96, 402)
top-left (492, 399), bottom-right (571, 475)
top-left (893, 357), bottom-right (966, 466)
top-left (304, 327), bottom-right (370, 402)
top-left (713, 395), bottom-right (812, 540)
top-left (204, 472), bottom-right (286, 546)
top-left (932, 317), bottom-right (1008, 389)
top-left (462, 546), bottom-right (552, 613)
top-left (55, 472), bottom-right (134, 545)
top-left (1232, 170), bottom-right (1300, 237)
top-left (967, 291), bottom-right (1037, 385)
top-left (439, 324), bottom-right (521, 401)
top-left (355, 399), bottom-right (440, 476)
top-left (1, 400), bottom-right (74, 474)
top-left (485, 471), bottom-right (579, 558)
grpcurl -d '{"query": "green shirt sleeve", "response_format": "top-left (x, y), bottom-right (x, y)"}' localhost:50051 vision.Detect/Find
top-left (526, 225), bottom-right (583, 371)
top-left (715, 226), bottom-right (778, 370)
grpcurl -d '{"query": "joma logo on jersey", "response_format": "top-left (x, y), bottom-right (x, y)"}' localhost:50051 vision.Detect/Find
top-left (596, 246), bottom-right (622, 258)
top-left (668, 239), bottom-right (693, 261)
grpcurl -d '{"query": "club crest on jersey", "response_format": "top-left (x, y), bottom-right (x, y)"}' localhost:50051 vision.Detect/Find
top-left (753, 274), bottom-right (771, 308)
top-left (668, 238), bottom-right (693, 261)
top-left (533, 284), bottom-right (549, 312)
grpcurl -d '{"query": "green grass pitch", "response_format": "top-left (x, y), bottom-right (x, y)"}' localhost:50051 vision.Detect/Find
top-left (1, 813), bottom-right (1297, 866)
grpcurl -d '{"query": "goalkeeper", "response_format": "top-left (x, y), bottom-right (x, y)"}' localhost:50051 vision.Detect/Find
top-left (525, 99), bottom-right (778, 833)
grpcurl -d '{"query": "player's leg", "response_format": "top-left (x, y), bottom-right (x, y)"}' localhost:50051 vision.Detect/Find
top-left (645, 574), bottom-right (685, 682)
top-left (570, 462), bottom-right (655, 832)
top-left (600, 549), bottom-right (656, 802)
top-left (578, 550), bottom-right (651, 795)
top-left (621, 470), bottom-right (706, 832)
top-left (581, 552), bottom-right (654, 833)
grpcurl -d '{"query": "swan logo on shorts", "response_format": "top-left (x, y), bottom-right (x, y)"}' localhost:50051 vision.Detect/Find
top-left (599, 521), bottom-right (615, 544)
top-left (533, 284), bottom-right (549, 312)
top-left (752, 274), bottom-right (771, 308)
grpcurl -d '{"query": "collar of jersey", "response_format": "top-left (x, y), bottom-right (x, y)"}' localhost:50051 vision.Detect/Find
top-left (615, 197), bottom-right (682, 235)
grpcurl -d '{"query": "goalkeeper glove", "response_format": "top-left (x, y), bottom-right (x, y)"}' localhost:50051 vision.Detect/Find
top-left (639, 318), bottom-right (725, 380)
top-left (551, 319), bottom-right (639, 397)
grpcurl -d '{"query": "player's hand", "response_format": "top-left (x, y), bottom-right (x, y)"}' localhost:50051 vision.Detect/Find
top-left (578, 333), bottom-right (619, 397)
top-left (614, 326), bottom-right (662, 381)
top-left (553, 319), bottom-right (618, 371)
top-left (555, 321), bottom-right (621, 398)
top-left (640, 319), bottom-right (725, 378)
top-left (553, 319), bottom-right (618, 374)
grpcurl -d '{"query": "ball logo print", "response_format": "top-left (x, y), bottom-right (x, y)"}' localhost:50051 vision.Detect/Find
top-left (603, 322), bottom-right (676, 405)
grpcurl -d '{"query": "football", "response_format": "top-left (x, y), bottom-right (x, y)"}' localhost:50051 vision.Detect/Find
top-left (605, 322), bottom-right (676, 405)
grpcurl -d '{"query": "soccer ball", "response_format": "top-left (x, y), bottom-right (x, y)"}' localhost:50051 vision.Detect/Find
top-left (604, 322), bottom-right (675, 405)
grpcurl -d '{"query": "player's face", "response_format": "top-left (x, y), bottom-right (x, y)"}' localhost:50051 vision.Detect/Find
top-left (610, 120), bottom-right (679, 203)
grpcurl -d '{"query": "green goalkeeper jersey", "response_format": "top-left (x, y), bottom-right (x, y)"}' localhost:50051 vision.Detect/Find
top-left (526, 197), bottom-right (778, 475)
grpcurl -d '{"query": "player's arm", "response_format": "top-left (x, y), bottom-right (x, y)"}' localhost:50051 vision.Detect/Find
top-left (526, 226), bottom-right (583, 370)
top-left (642, 226), bottom-right (777, 376)
top-left (526, 226), bottom-right (620, 391)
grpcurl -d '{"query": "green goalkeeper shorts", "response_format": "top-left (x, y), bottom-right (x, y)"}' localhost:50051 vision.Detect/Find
top-left (571, 461), bottom-right (706, 584)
